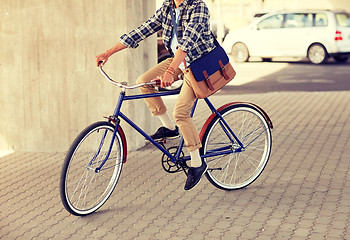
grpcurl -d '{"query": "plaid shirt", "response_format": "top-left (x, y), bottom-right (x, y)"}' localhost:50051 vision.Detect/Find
top-left (120, 0), bottom-right (216, 64)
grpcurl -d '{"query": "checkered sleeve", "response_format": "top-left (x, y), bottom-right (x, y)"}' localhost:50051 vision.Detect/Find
top-left (120, 7), bottom-right (163, 49)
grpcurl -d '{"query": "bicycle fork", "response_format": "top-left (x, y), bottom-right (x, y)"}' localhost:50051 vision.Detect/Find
top-left (93, 92), bottom-right (126, 173)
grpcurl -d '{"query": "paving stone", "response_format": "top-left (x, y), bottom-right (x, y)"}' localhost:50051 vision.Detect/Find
top-left (1, 92), bottom-right (350, 239)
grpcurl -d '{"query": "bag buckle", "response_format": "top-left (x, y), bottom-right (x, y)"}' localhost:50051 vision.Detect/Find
top-left (202, 70), bottom-right (214, 91)
top-left (203, 70), bottom-right (210, 81)
top-left (218, 60), bottom-right (230, 80)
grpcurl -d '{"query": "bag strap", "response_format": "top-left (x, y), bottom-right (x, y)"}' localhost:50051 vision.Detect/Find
top-left (169, 8), bottom-right (188, 68)
top-left (169, 7), bottom-right (178, 39)
top-left (218, 60), bottom-right (230, 80)
top-left (203, 71), bottom-right (214, 91)
top-left (169, 6), bottom-right (219, 69)
top-left (212, 33), bottom-right (220, 46)
top-left (170, 7), bottom-right (219, 46)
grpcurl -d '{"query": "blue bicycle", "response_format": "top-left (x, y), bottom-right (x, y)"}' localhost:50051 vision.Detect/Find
top-left (60, 66), bottom-right (273, 216)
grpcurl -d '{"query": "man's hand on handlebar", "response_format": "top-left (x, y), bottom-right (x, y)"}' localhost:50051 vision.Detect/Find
top-left (157, 72), bottom-right (174, 88)
top-left (95, 52), bottom-right (109, 67)
top-left (95, 42), bottom-right (128, 67)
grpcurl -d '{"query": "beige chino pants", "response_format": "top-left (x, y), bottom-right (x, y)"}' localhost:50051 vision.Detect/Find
top-left (136, 58), bottom-right (202, 152)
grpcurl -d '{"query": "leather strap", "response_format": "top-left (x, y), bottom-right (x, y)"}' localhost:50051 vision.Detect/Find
top-left (203, 70), bottom-right (214, 91)
top-left (219, 60), bottom-right (230, 80)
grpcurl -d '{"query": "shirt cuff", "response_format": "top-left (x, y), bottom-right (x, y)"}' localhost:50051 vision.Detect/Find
top-left (120, 34), bottom-right (139, 49)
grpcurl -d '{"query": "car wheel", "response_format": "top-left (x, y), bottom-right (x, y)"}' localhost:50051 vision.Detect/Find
top-left (231, 43), bottom-right (249, 63)
top-left (307, 44), bottom-right (328, 64)
top-left (333, 56), bottom-right (349, 63)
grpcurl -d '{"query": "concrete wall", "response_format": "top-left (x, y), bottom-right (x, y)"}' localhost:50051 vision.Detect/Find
top-left (0, 0), bottom-right (157, 152)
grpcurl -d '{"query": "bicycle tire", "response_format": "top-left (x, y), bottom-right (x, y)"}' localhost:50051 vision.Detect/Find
top-left (60, 121), bottom-right (125, 216)
top-left (200, 104), bottom-right (272, 190)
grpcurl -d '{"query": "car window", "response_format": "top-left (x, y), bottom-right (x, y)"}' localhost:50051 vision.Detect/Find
top-left (336, 13), bottom-right (350, 27)
top-left (285, 13), bottom-right (313, 28)
top-left (314, 13), bottom-right (328, 27)
top-left (257, 14), bottom-right (284, 29)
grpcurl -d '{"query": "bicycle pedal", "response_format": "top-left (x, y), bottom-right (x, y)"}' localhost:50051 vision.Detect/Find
top-left (145, 138), bottom-right (166, 145)
top-left (155, 138), bottom-right (167, 144)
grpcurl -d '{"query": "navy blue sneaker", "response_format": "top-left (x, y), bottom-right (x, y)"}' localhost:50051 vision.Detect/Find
top-left (184, 161), bottom-right (208, 191)
top-left (149, 126), bottom-right (179, 141)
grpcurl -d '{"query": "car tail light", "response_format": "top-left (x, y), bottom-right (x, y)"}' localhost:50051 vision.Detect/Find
top-left (335, 31), bottom-right (343, 41)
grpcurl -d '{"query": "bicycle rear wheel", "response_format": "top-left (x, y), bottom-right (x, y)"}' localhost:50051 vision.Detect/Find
top-left (201, 104), bottom-right (272, 190)
top-left (60, 121), bottom-right (125, 216)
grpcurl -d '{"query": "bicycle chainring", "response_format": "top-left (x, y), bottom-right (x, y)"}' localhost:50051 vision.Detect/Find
top-left (161, 146), bottom-right (188, 173)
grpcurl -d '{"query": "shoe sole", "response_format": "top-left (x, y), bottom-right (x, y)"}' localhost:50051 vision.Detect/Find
top-left (184, 165), bottom-right (208, 191)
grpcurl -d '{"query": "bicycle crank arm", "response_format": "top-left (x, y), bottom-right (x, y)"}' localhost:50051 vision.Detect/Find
top-left (208, 167), bottom-right (223, 172)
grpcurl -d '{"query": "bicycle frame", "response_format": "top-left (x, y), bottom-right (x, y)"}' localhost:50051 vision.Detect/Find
top-left (60, 66), bottom-right (273, 216)
top-left (95, 89), bottom-right (244, 172)
top-left (94, 65), bottom-right (247, 171)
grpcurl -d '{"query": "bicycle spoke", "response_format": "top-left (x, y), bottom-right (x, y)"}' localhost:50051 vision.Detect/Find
top-left (202, 104), bottom-right (271, 190)
top-left (229, 153), bottom-right (240, 185)
top-left (73, 170), bottom-right (94, 208)
top-left (60, 122), bottom-right (124, 215)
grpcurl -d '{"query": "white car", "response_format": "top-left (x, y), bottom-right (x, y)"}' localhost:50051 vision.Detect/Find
top-left (222, 10), bottom-right (350, 64)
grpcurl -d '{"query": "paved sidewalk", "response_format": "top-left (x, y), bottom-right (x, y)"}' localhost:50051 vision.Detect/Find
top-left (1, 91), bottom-right (350, 240)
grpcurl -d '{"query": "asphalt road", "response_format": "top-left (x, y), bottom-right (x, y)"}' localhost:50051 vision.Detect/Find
top-left (220, 57), bottom-right (350, 95)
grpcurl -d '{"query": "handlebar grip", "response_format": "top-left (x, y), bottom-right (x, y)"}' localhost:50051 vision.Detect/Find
top-left (152, 79), bottom-right (161, 86)
top-left (98, 61), bottom-right (104, 67)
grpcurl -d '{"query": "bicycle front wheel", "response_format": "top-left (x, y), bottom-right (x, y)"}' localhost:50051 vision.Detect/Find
top-left (60, 121), bottom-right (125, 216)
top-left (201, 104), bottom-right (272, 190)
